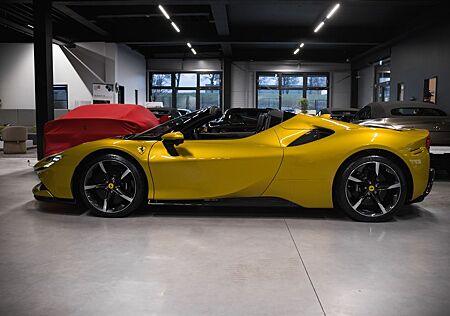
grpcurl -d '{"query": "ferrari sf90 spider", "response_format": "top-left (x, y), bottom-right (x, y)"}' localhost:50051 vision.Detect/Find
top-left (34, 107), bottom-right (434, 222)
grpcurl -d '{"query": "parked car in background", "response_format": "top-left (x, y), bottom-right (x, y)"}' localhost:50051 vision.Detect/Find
top-left (177, 109), bottom-right (192, 116)
top-left (147, 107), bottom-right (182, 123)
top-left (44, 104), bottom-right (159, 157)
top-left (352, 101), bottom-right (450, 171)
top-left (317, 108), bottom-right (359, 122)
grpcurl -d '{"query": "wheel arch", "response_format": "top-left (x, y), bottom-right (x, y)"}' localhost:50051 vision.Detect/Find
top-left (332, 149), bottom-right (414, 205)
top-left (71, 148), bottom-right (149, 204)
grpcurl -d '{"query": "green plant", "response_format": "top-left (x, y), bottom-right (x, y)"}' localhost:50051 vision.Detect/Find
top-left (298, 98), bottom-right (309, 113)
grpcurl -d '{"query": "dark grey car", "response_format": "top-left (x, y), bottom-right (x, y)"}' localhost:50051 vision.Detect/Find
top-left (352, 101), bottom-right (450, 147)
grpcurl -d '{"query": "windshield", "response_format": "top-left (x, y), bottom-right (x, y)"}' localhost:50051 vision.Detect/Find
top-left (132, 110), bottom-right (199, 139)
top-left (390, 107), bottom-right (447, 116)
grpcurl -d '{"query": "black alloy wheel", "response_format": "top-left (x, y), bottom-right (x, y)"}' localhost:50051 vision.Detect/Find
top-left (78, 154), bottom-right (146, 217)
top-left (335, 155), bottom-right (407, 222)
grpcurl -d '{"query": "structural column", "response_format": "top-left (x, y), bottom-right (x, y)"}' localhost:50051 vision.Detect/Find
top-left (223, 58), bottom-right (232, 110)
top-left (350, 69), bottom-right (359, 108)
top-left (33, 0), bottom-right (54, 159)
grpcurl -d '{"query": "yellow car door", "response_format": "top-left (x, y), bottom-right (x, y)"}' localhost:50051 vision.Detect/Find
top-left (148, 129), bottom-right (283, 200)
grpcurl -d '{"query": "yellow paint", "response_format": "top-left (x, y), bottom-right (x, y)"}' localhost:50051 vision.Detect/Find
top-left (33, 114), bottom-right (431, 208)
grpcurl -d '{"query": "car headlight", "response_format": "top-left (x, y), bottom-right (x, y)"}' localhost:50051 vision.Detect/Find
top-left (34, 154), bottom-right (64, 172)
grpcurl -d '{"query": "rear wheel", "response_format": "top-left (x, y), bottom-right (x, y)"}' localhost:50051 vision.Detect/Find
top-left (78, 154), bottom-right (146, 217)
top-left (335, 155), bottom-right (407, 222)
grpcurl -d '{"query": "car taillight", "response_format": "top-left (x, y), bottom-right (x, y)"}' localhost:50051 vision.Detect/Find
top-left (426, 135), bottom-right (431, 151)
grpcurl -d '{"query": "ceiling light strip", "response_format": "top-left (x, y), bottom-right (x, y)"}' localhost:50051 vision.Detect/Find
top-left (158, 5), bottom-right (170, 20)
top-left (314, 21), bottom-right (325, 33)
top-left (326, 3), bottom-right (341, 19)
top-left (171, 21), bottom-right (180, 32)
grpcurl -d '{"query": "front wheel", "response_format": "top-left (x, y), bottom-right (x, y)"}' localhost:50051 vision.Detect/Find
top-left (78, 154), bottom-right (146, 217)
top-left (335, 155), bottom-right (407, 222)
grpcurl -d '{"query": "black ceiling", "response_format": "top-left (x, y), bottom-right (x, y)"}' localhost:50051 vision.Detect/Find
top-left (1, 0), bottom-right (449, 62)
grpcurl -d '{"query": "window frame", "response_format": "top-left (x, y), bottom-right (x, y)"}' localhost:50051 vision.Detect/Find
top-left (53, 84), bottom-right (69, 109)
top-left (149, 71), bottom-right (223, 110)
top-left (256, 72), bottom-right (329, 110)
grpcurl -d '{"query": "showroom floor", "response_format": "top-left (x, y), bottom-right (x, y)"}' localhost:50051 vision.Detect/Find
top-left (0, 158), bottom-right (449, 316)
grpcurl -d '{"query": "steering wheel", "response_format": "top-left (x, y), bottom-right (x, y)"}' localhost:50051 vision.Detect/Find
top-left (192, 128), bottom-right (200, 140)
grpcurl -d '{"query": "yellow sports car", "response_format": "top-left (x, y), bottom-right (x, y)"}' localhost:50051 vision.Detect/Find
top-left (33, 107), bottom-right (434, 222)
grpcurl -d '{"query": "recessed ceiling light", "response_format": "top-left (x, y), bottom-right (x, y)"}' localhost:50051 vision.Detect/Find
top-left (326, 3), bottom-right (340, 19)
top-left (187, 42), bottom-right (192, 48)
top-left (171, 21), bottom-right (180, 32)
top-left (158, 5), bottom-right (170, 20)
top-left (299, 43), bottom-right (305, 48)
top-left (191, 48), bottom-right (197, 55)
top-left (314, 21), bottom-right (325, 33)
top-left (293, 48), bottom-right (300, 55)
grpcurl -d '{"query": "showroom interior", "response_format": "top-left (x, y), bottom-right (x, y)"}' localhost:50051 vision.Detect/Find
top-left (1, 0), bottom-right (449, 315)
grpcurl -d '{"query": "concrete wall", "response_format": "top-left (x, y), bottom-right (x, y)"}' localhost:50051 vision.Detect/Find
top-left (0, 42), bottom-right (147, 110)
top-left (390, 22), bottom-right (450, 111)
top-left (356, 64), bottom-right (375, 108)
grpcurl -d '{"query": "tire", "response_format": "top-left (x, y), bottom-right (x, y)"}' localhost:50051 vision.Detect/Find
top-left (335, 155), bottom-right (407, 222)
top-left (78, 153), bottom-right (147, 217)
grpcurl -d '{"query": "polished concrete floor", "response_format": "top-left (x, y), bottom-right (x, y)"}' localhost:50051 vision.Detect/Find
top-left (0, 158), bottom-right (449, 316)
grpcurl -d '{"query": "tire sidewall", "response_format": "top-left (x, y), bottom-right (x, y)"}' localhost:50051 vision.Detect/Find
top-left (78, 153), bottom-right (146, 217)
top-left (336, 155), bottom-right (407, 222)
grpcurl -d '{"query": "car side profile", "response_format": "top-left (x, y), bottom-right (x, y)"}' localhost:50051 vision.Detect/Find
top-left (34, 107), bottom-right (434, 222)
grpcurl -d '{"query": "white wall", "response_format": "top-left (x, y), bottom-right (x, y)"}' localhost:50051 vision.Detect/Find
top-left (53, 45), bottom-right (92, 108)
top-left (0, 43), bottom-right (35, 109)
top-left (116, 44), bottom-right (146, 104)
top-left (0, 42), bottom-right (147, 109)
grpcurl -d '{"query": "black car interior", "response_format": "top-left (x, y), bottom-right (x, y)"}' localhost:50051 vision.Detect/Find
top-left (184, 108), bottom-right (293, 140)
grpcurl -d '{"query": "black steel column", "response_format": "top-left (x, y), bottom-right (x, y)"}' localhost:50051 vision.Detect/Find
top-left (223, 58), bottom-right (231, 110)
top-left (33, 0), bottom-right (54, 159)
top-left (350, 69), bottom-right (359, 108)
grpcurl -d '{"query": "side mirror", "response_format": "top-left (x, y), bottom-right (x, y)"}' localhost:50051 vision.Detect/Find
top-left (320, 114), bottom-right (332, 119)
top-left (162, 132), bottom-right (184, 156)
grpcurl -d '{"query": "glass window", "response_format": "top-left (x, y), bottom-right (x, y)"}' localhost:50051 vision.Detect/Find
top-left (200, 90), bottom-right (221, 108)
top-left (175, 73), bottom-right (197, 87)
top-left (152, 89), bottom-right (172, 107)
top-left (307, 76), bottom-right (328, 88)
top-left (53, 85), bottom-right (68, 109)
top-left (176, 90), bottom-right (197, 111)
top-left (281, 89), bottom-right (303, 112)
top-left (282, 75), bottom-right (303, 88)
top-left (200, 74), bottom-right (221, 87)
top-left (306, 90), bottom-right (328, 112)
top-left (152, 73), bottom-right (171, 87)
top-left (354, 106), bottom-right (372, 120)
top-left (391, 107), bottom-right (446, 116)
top-left (258, 74), bottom-right (278, 86)
top-left (258, 89), bottom-right (279, 109)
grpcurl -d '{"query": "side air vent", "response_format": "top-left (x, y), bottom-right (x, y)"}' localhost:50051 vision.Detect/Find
top-left (288, 128), bottom-right (335, 147)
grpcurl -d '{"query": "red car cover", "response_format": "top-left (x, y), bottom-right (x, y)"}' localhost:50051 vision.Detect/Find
top-left (44, 104), bottom-right (159, 157)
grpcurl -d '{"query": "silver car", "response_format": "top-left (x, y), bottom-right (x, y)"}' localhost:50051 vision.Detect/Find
top-left (353, 101), bottom-right (450, 171)
top-left (353, 101), bottom-right (450, 147)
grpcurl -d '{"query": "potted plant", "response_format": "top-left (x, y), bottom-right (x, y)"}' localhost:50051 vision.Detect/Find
top-left (298, 98), bottom-right (308, 114)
